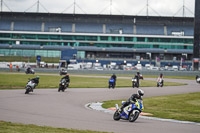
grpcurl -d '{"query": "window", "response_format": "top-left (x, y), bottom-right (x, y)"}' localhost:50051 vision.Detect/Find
top-left (0, 33), bottom-right (10, 38)
top-left (100, 36), bottom-right (108, 41)
top-left (124, 37), bottom-right (133, 41)
top-left (86, 36), bottom-right (97, 41)
top-left (38, 35), bottom-right (49, 39)
top-left (137, 37), bottom-right (145, 42)
top-left (75, 36), bottom-right (85, 40)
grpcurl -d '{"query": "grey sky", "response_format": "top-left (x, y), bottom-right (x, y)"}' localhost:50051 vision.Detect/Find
top-left (1, 0), bottom-right (195, 17)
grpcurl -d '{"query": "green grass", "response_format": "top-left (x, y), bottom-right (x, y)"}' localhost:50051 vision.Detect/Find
top-left (0, 73), bottom-right (186, 89)
top-left (102, 92), bottom-right (200, 123)
top-left (0, 121), bottom-right (110, 133)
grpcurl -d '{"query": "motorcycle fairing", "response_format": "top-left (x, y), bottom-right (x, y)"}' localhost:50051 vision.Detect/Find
top-left (121, 101), bottom-right (143, 119)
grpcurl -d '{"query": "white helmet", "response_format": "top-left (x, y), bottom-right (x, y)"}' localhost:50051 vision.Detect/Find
top-left (137, 89), bottom-right (144, 96)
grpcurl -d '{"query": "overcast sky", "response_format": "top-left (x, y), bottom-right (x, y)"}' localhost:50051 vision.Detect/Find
top-left (1, 0), bottom-right (195, 17)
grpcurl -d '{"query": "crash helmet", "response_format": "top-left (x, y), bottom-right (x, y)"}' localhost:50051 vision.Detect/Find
top-left (160, 73), bottom-right (163, 78)
top-left (36, 76), bottom-right (40, 79)
top-left (137, 89), bottom-right (144, 96)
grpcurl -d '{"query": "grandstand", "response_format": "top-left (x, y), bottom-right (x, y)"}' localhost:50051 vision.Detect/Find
top-left (0, 11), bottom-right (195, 66)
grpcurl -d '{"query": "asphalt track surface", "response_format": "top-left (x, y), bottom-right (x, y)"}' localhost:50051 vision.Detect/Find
top-left (0, 75), bottom-right (200, 133)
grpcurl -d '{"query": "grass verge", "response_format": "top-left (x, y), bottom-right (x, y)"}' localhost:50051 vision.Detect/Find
top-left (0, 73), bottom-right (186, 89)
top-left (0, 121), bottom-right (109, 133)
top-left (102, 92), bottom-right (200, 123)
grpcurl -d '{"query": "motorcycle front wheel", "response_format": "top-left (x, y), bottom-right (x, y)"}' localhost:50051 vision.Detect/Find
top-left (58, 85), bottom-right (62, 92)
top-left (113, 111), bottom-right (121, 121)
top-left (25, 87), bottom-right (31, 94)
top-left (132, 83), bottom-right (135, 88)
top-left (129, 111), bottom-right (140, 122)
top-left (157, 83), bottom-right (159, 87)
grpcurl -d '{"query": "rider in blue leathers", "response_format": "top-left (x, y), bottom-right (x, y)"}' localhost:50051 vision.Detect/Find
top-left (120, 89), bottom-right (144, 112)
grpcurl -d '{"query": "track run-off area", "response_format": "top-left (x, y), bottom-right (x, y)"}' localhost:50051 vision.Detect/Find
top-left (0, 73), bottom-right (200, 133)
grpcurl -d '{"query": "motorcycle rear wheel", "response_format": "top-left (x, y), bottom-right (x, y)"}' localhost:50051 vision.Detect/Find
top-left (113, 111), bottom-right (121, 121)
top-left (129, 111), bottom-right (140, 122)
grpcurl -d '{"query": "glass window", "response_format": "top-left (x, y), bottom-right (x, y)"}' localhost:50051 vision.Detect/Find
top-left (137, 37), bottom-right (145, 42)
top-left (118, 37), bottom-right (122, 41)
top-left (111, 36), bottom-right (116, 41)
top-left (0, 49), bottom-right (9, 56)
top-left (160, 38), bottom-right (171, 43)
top-left (22, 34), bottom-right (36, 39)
top-left (124, 37), bottom-right (133, 41)
top-left (153, 45), bottom-right (159, 48)
top-left (22, 50), bottom-right (35, 56)
top-left (62, 36), bottom-right (73, 40)
top-left (0, 33), bottom-right (10, 38)
top-left (12, 34), bottom-right (22, 39)
top-left (47, 50), bottom-right (60, 57)
top-left (49, 35), bottom-right (60, 40)
top-left (86, 36), bottom-right (97, 41)
top-left (75, 36), bottom-right (85, 40)
top-left (38, 35), bottom-right (49, 39)
top-left (100, 36), bottom-right (108, 41)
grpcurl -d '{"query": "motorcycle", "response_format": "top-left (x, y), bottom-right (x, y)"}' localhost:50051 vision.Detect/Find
top-left (113, 100), bottom-right (144, 122)
top-left (59, 68), bottom-right (68, 76)
top-left (196, 77), bottom-right (200, 84)
top-left (58, 78), bottom-right (69, 92)
top-left (139, 74), bottom-right (144, 80)
top-left (108, 78), bottom-right (115, 89)
top-left (25, 68), bottom-right (35, 74)
top-left (157, 78), bottom-right (164, 87)
top-left (25, 79), bottom-right (36, 94)
top-left (132, 77), bottom-right (139, 88)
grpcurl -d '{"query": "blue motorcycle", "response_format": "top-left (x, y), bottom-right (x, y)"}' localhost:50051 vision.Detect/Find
top-left (113, 100), bottom-right (144, 122)
top-left (108, 78), bottom-right (115, 89)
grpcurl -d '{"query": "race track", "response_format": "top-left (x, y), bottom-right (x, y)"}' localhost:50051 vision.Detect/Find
top-left (0, 77), bottom-right (200, 133)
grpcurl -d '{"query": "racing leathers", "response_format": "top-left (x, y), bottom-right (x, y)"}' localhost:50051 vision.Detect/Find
top-left (120, 94), bottom-right (143, 112)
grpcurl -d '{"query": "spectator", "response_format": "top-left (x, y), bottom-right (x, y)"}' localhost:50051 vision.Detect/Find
top-left (10, 63), bottom-right (13, 72)
top-left (16, 65), bottom-right (20, 72)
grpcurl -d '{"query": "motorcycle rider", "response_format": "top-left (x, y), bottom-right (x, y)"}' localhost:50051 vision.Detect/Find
top-left (120, 89), bottom-right (144, 112)
top-left (31, 76), bottom-right (40, 89)
top-left (134, 72), bottom-right (140, 86)
top-left (157, 73), bottom-right (164, 84)
top-left (111, 73), bottom-right (117, 85)
top-left (27, 66), bottom-right (31, 73)
top-left (61, 73), bottom-right (70, 86)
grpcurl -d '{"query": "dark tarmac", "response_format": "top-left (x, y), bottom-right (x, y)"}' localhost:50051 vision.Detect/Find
top-left (0, 77), bottom-right (200, 133)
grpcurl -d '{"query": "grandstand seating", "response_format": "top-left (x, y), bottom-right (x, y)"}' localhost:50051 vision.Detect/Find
top-left (0, 13), bottom-right (194, 36)
top-left (44, 21), bottom-right (72, 32)
top-left (76, 23), bottom-right (103, 33)
top-left (14, 20), bottom-right (41, 31)
top-left (0, 20), bottom-right (11, 30)
top-left (106, 23), bottom-right (133, 34)
top-left (0, 20), bottom-right (192, 36)
top-left (136, 24), bottom-right (164, 35)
